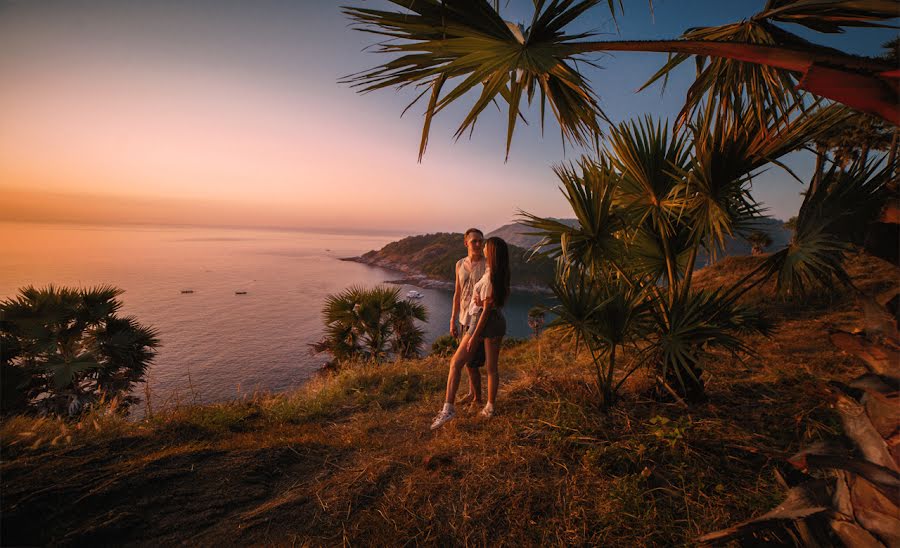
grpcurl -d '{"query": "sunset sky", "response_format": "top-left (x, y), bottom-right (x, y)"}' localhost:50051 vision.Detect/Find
top-left (1, 1), bottom-right (895, 234)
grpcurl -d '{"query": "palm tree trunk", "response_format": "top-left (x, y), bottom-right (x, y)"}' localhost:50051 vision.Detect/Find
top-left (605, 344), bottom-right (616, 407)
top-left (811, 142), bottom-right (826, 195)
top-left (567, 40), bottom-right (890, 73)
top-left (564, 40), bottom-right (899, 125)
top-left (658, 229), bottom-right (679, 302)
top-left (889, 129), bottom-right (898, 178)
top-left (681, 246), bottom-right (699, 300)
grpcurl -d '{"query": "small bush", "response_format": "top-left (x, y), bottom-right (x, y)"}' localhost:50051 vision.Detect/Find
top-left (430, 334), bottom-right (459, 356)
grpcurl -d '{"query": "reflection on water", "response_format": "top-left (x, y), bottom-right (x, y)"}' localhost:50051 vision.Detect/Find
top-left (1, 222), bottom-right (551, 407)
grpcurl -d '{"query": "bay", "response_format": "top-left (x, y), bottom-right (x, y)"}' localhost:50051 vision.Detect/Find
top-left (0, 222), bottom-right (548, 407)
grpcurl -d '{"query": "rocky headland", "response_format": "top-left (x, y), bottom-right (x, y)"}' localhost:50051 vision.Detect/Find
top-left (342, 231), bottom-right (554, 293)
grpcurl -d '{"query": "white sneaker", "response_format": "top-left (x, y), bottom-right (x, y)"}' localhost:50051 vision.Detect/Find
top-left (479, 404), bottom-right (494, 418)
top-left (430, 408), bottom-right (456, 430)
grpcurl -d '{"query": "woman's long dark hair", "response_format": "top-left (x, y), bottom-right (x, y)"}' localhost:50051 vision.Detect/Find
top-left (485, 237), bottom-right (510, 308)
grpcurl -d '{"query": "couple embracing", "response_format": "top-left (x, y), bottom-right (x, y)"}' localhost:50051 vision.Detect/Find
top-left (431, 228), bottom-right (510, 430)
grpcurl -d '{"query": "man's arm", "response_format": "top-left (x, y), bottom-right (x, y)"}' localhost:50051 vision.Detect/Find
top-left (450, 262), bottom-right (462, 337)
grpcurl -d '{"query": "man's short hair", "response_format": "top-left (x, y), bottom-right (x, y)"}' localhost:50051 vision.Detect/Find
top-left (464, 228), bottom-right (484, 242)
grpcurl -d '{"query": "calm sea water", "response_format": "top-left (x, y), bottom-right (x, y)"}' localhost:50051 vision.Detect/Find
top-left (0, 222), bottom-right (547, 407)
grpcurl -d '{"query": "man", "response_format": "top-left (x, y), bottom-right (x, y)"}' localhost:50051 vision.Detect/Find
top-left (450, 228), bottom-right (487, 406)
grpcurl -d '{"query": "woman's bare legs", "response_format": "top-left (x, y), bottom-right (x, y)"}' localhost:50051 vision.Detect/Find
top-left (484, 337), bottom-right (502, 405)
top-left (444, 333), bottom-right (474, 404)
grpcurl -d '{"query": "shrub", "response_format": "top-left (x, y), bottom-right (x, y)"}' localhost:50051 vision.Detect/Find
top-left (1, 285), bottom-right (159, 416)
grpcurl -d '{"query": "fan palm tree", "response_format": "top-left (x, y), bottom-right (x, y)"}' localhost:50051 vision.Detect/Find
top-left (546, 270), bottom-right (651, 408)
top-left (343, 0), bottom-right (898, 161)
top-left (311, 285), bottom-right (428, 365)
top-left (527, 306), bottom-right (545, 338)
top-left (522, 103), bottom-right (823, 401)
top-left (390, 299), bottom-right (430, 358)
top-left (0, 285), bottom-right (159, 416)
top-left (746, 231), bottom-right (774, 255)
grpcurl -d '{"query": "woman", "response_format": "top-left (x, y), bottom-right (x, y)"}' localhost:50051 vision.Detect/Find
top-left (431, 237), bottom-right (510, 429)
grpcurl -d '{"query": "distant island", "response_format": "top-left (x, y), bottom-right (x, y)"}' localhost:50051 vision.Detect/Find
top-left (344, 219), bottom-right (791, 292)
top-left (343, 231), bottom-right (555, 293)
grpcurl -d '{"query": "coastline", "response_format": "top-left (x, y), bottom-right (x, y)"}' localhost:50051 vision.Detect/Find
top-left (340, 255), bottom-right (552, 294)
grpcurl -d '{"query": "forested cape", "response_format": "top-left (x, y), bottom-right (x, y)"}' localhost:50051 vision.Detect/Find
top-left (358, 232), bottom-right (554, 288)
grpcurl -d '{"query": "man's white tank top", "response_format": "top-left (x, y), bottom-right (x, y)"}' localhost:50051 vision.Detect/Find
top-left (456, 256), bottom-right (486, 326)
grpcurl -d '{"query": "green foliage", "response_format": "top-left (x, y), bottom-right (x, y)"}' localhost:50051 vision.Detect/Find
top-left (310, 285), bottom-right (428, 365)
top-left (0, 285), bottom-right (159, 416)
top-left (649, 415), bottom-right (691, 450)
top-left (524, 107), bottom-right (810, 403)
top-left (548, 271), bottom-right (651, 408)
top-left (342, 0), bottom-right (607, 160)
top-left (764, 156), bottom-right (892, 298)
top-left (430, 333), bottom-right (459, 357)
top-left (643, 288), bottom-right (772, 401)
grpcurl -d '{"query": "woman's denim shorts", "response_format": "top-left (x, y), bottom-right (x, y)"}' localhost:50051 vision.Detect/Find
top-left (466, 308), bottom-right (506, 339)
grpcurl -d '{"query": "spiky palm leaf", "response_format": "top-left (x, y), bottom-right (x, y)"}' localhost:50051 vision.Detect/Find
top-left (343, 0), bottom-right (606, 159)
top-left (606, 117), bottom-right (691, 289)
top-left (549, 270), bottom-right (651, 407)
top-left (645, 287), bottom-right (772, 400)
top-left (519, 157), bottom-right (626, 275)
top-left (609, 116), bottom-right (691, 231)
top-left (679, 100), bottom-right (853, 259)
top-left (765, 156), bottom-right (892, 297)
top-left (757, 0), bottom-right (900, 33)
top-left (640, 19), bottom-right (815, 125)
top-left (390, 299), bottom-right (429, 358)
top-left (628, 224), bottom-right (694, 284)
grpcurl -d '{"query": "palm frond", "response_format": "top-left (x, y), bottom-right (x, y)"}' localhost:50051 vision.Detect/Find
top-left (519, 157), bottom-right (625, 274)
top-left (759, 0), bottom-right (900, 33)
top-left (764, 156), bottom-right (892, 297)
top-left (637, 0), bottom-right (898, 123)
top-left (679, 100), bottom-right (852, 256)
top-left (609, 116), bottom-right (691, 233)
top-left (343, 0), bottom-right (608, 159)
top-left (646, 287), bottom-right (772, 394)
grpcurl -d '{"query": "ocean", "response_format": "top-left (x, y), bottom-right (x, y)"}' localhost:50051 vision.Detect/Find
top-left (0, 222), bottom-right (549, 408)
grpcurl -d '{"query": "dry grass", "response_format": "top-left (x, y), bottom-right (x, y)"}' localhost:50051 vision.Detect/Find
top-left (1, 253), bottom-right (897, 546)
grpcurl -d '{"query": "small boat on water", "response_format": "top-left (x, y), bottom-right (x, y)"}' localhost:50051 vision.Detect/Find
top-left (180, 290), bottom-right (194, 294)
top-left (235, 291), bottom-right (248, 295)
top-left (406, 290), bottom-right (424, 299)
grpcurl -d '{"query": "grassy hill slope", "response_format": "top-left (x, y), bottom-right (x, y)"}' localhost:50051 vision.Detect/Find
top-left (2, 253), bottom-right (897, 545)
